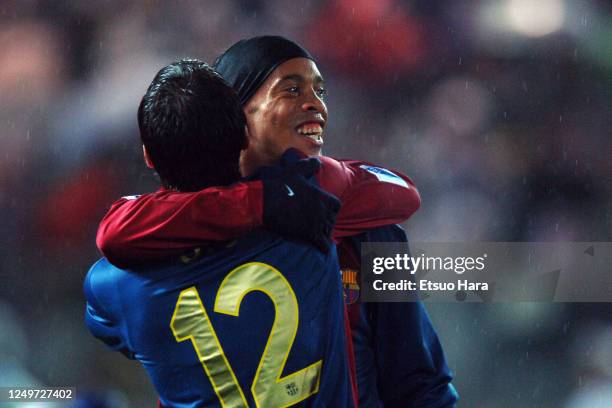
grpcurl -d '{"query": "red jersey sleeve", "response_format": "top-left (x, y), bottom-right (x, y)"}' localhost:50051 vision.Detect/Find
top-left (316, 156), bottom-right (421, 239)
top-left (97, 182), bottom-right (263, 268)
top-left (97, 156), bottom-right (420, 267)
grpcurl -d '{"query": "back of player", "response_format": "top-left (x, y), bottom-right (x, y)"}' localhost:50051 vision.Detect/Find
top-left (85, 230), bottom-right (354, 408)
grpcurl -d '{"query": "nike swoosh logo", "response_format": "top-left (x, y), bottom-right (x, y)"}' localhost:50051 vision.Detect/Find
top-left (285, 184), bottom-right (295, 197)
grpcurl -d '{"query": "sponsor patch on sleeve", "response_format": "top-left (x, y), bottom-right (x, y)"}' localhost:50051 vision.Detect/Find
top-left (359, 165), bottom-right (408, 188)
top-left (121, 195), bottom-right (140, 200)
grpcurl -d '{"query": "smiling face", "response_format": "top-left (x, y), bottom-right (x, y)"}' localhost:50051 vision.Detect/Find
top-left (240, 58), bottom-right (328, 176)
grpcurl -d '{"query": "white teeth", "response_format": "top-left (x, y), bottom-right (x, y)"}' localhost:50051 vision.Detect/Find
top-left (305, 134), bottom-right (322, 143)
top-left (305, 134), bottom-right (321, 142)
top-left (297, 124), bottom-right (323, 136)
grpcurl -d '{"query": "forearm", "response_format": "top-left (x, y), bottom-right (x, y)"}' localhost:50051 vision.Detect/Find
top-left (97, 183), bottom-right (263, 268)
top-left (317, 157), bottom-right (421, 238)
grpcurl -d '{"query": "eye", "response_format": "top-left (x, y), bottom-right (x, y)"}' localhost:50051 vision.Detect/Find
top-left (316, 87), bottom-right (327, 99)
top-left (286, 86), bottom-right (300, 94)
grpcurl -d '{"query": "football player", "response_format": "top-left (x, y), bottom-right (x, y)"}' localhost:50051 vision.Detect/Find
top-left (96, 37), bottom-right (458, 406)
top-left (85, 60), bottom-right (356, 407)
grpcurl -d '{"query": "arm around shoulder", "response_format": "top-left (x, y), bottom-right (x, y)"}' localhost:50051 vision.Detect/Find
top-left (317, 157), bottom-right (421, 238)
top-left (96, 183), bottom-right (264, 268)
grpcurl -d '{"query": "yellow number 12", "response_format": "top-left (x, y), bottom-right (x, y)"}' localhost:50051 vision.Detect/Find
top-left (170, 262), bottom-right (322, 408)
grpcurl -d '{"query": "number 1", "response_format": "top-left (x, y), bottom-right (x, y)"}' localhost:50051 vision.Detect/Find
top-left (170, 287), bottom-right (248, 407)
top-left (170, 262), bottom-right (322, 407)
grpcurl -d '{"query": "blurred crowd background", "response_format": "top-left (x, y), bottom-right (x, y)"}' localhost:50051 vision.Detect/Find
top-left (1, 0), bottom-right (611, 406)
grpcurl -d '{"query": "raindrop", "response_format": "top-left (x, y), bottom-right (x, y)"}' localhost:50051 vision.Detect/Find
top-left (563, 321), bottom-right (570, 333)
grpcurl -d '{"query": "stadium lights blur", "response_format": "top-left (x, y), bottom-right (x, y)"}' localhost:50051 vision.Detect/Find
top-left (504, 0), bottom-right (565, 37)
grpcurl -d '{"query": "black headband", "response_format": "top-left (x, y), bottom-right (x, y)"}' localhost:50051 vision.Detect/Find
top-left (213, 36), bottom-right (314, 105)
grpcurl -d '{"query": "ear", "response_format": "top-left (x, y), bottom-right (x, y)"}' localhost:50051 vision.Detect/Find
top-left (143, 145), bottom-right (155, 169)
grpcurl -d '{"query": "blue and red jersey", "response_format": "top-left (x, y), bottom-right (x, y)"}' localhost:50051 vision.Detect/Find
top-left (93, 155), bottom-right (457, 406)
top-left (85, 231), bottom-right (355, 408)
top-left (339, 225), bottom-right (458, 407)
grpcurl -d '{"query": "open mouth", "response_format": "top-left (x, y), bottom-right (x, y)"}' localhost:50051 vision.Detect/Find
top-left (296, 122), bottom-right (324, 144)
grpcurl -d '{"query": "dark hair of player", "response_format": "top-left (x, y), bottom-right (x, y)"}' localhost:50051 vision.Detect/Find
top-left (138, 59), bottom-right (246, 192)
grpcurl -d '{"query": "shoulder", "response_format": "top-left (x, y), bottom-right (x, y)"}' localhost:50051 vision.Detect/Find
top-left (337, 159), bottom-right (412, 188)
top-left (85, 258), bottom-right (112, 290)
top-left (241, 230), bottom-right (339, 269)
top-left (84, 258), bottom-right (123, 307)
top-left (316, 156), bottom-right (351, 196)
top-left (318, 155), bottom-right (343, 171)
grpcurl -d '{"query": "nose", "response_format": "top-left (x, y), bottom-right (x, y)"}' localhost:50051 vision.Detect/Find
top-left (301, 89), bottom-right (326, 114)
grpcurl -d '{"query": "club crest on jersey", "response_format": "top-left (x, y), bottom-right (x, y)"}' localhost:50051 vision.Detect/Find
top-left (359, 165), bottom-right (408, 188)
top-left (285, 383), bottom-right (299, 396)
top-left (342, 269), bottom-right (360, 305)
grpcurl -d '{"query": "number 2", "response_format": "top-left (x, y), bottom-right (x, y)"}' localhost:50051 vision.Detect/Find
top-left (170, 262), bottom-right (322, 407)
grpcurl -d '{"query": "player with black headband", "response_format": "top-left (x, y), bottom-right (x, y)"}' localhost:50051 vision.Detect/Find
top-left (96, 37), bottom-right (458, 406)
top-left (86, 60), bottom-right (356, 407)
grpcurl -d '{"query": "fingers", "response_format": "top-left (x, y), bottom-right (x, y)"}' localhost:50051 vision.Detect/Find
top-left (291, 157), bottom-right (321, 178)
top-left (261, 159), bottom-right (338, 255)
top-left (257, 157), bottom-right (321, 180)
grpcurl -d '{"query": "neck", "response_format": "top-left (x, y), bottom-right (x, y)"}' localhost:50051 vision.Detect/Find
top-left (239, 149), bottom-right (278, 177)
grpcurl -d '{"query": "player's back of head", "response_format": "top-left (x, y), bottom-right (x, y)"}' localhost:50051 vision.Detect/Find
top-left (138, 59), bottom-right (246, 192)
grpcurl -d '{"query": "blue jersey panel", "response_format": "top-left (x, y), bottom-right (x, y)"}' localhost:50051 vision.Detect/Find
top-left (346, 225), bottom-right (458, 408)
top-left (85, 231), bottom-right (354, 408)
